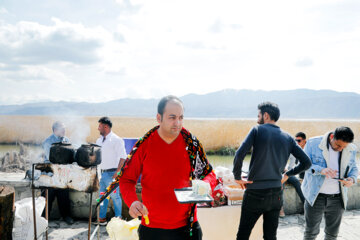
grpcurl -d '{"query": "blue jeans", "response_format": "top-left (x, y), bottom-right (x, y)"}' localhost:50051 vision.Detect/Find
top-left (304, 194), bottom-right (344, 240)
top-left (99, 171), bottom-right (122, 218)
top-left (237, 187), bottom-right (282, 240)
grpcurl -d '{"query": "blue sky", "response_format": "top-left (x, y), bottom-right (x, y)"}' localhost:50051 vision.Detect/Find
top-left (1, 0), bottom-right (360, 105)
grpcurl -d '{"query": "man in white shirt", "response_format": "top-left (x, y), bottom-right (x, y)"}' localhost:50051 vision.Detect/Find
top-left (96, 117), bottom-right (127, 225)
top-left (302, 127), bottom-right (358, 240)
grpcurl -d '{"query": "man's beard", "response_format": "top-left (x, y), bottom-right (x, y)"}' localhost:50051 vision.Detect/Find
top-left (258, 115), bottom-right (264, 124)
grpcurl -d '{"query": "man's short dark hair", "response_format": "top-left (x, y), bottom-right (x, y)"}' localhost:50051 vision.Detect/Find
top-left (257, 102), bottom-right (280, 122)
top-left (98, 117), bottom-right (112, 128)
top-left (334, 126), bottom-right (354, 143)
top-left (295, 132), bottom-right (306, 139)
top-left (157, 95), bottom-right (183, 116)
top-left (52, 121), bottom-right (65, 132)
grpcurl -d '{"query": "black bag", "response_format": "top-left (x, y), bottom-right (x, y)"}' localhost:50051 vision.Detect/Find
top-left (75, 144), bottom-right (101, 167)
top-left (49, 142), bottom-right (75, 164)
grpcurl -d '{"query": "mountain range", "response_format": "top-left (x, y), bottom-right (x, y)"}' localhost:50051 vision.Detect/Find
top-left (1, 89), bottom-right (359, 119)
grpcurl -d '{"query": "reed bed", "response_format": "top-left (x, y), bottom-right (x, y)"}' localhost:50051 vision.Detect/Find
top-left (1, 115), bottom-right (360, 150)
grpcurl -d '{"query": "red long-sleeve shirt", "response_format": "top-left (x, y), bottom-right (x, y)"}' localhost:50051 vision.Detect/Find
top-left (119, 130), bottom-right (198, 229)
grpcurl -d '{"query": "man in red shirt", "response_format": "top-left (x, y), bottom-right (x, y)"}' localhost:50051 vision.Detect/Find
top-left (119, 95), bottom-right (213, 240)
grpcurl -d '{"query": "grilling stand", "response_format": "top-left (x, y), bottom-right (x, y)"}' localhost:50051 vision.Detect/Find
top-left (31, 163), bottom-right (101, 240)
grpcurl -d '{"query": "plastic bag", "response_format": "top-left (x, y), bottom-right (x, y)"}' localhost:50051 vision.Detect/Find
top-left (106, 217), bottom-right (141, 240)
top-left (201, 171), bottom-right (226, 207)
top-left (214, 166), bottom-right (232, 179)
top-left (214, 166), bottom-right (237, 186)
top-left (214, 166), bottom-right (243, 203)
top-left (211, 178), bottom-right (227, 206)
top-left (13, 197), bottom-right (48, 240)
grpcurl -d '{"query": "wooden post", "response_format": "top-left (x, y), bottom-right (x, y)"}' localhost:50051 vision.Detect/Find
top-left (88, 192), bottom-right (93, 240)
top-left (45, 189), bottom-right (48, 240)
top-left (0, 185), bottom-right (15, 240)
top-left (32, 186), bottom-right (37, 240)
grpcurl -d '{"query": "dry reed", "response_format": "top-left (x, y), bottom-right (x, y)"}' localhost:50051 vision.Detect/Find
top-left (0, 115), bottom-right (359, 150)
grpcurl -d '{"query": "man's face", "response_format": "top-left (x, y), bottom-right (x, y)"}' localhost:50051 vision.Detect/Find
top-left (295, 137), bottom-right (306, 149)
top-left (98, 123), bottom-right (107, 136)
top-left (54, 124), bottom-right (65, 137)
top-left (257, 110), bottom-right (264, 125)
top-left (157, 101), bottom-right (184, 137)
top-left (330, 134), bottom-right (349, 152)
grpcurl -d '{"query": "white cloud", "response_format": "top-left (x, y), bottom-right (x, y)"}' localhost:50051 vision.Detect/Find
top-left (0, 18), bottom-right (106, 65)
top-left (1, 65), bottom-right (73, 84)
top-left (0, 17), bottom-right (129, 90)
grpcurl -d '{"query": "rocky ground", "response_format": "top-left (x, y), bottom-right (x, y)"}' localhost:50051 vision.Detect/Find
top-left (277, 210), bottom-right (360, 240)
top-left (46, 220), bottom-right (109, 240)
top-left (44, 210), bottom-right (360, 240)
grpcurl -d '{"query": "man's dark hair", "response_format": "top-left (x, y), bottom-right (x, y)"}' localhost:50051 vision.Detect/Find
top-left (98, 116), bottom-right (112, 128)
top-left (257, 102), bottom-right (280, 122)
top-left (157, 95), bottom-right (183, 116)
top-left (295, 132), bottom-right (306, 139)
top-left (334, 126), bottom-right (354, 143)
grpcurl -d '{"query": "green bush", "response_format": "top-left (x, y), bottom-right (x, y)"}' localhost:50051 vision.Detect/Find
top-left (206, 146), bottom-right (237, 156)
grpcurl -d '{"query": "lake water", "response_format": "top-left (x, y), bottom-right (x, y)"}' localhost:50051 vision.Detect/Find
top-left (0, 144), bottom-right (21, 155)
top-left (207, 154), bottom-right (250, 171)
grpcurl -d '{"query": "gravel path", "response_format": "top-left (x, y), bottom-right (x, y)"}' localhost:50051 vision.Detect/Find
top-left (45, 210), bottom-right (360, 239)
top-left (277, 210), bottom-right (360, 240)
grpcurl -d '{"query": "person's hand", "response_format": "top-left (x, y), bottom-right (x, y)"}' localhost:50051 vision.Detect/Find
top-left (129, 201), bottom-right (148, 219)
top-left (339, 178), bottom-right (354, 187)
top-left (281, 174), bottom-right (289, 184)
top-left (235, 179), bottom-right (253, 190)
top-left (320, 168), bottom-right (338, 178)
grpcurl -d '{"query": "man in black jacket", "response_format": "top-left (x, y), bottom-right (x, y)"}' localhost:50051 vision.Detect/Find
top-left (233, 102), bottom-right (311, 240)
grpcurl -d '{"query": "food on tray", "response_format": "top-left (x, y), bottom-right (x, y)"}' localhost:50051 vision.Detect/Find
top-left (192, 180), bottom-right (211, 197)
top-left (223, 185), bottom-right (245, 200)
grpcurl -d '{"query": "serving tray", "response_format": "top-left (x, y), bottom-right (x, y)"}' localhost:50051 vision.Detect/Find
top-left (174, 187), bottom-right (213, 204)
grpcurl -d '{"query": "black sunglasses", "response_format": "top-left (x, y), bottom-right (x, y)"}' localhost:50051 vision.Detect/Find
top-left (295, 139), bottom-right (302, 143)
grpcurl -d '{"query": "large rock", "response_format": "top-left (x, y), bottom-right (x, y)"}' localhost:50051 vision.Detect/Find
top-left (283, 183), bottom-right (304, 215)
